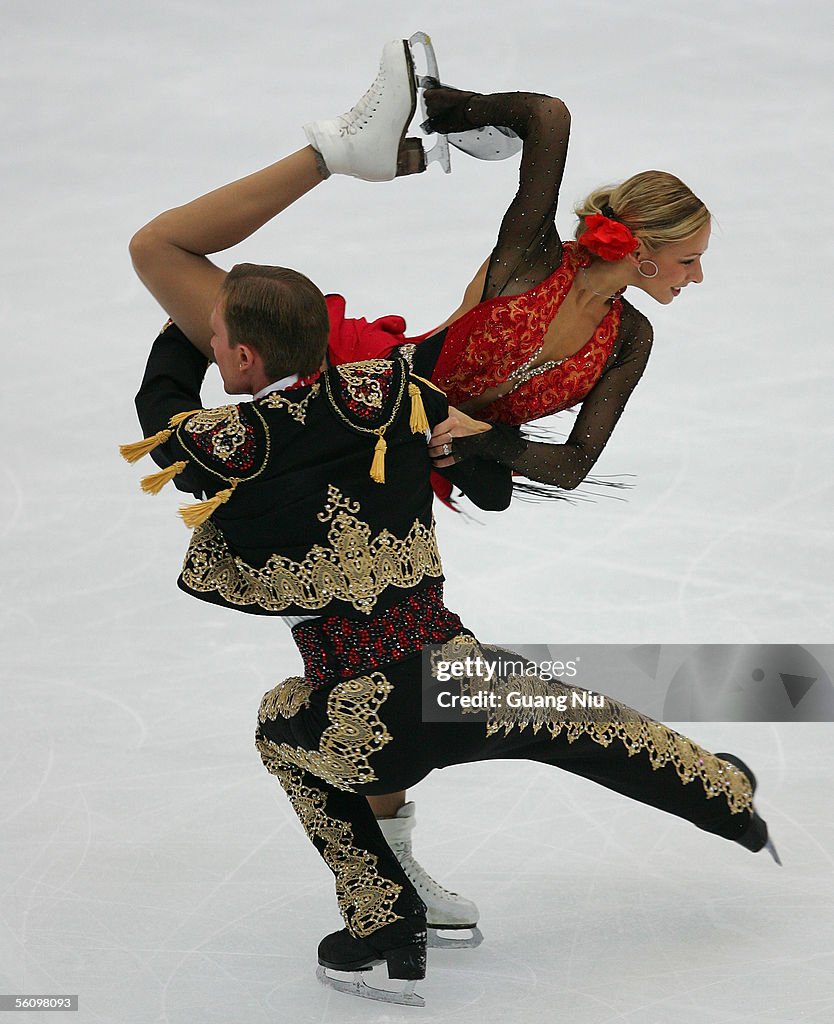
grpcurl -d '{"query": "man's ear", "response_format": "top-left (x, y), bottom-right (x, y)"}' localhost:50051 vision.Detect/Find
top-left (235, 342), bottom-right (268, 393)
top-left (237, 343), bottom-right (260, 371)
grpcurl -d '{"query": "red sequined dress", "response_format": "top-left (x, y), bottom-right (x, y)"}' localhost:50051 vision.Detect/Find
top-left (430, 241), bottom-right (621, 426)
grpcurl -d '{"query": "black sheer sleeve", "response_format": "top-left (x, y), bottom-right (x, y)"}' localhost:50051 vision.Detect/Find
top-left (424, 88), bottom-right (569, 299)
top-left (436, 458), bottom-right (513, 512)
top-left (452, 304), bottom-right (654, 489)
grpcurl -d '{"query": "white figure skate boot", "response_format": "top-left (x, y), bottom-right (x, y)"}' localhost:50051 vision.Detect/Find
top-left (303, 33), bottom-right (450, 182)
top-left (379, 802), bottom-right (483, 949)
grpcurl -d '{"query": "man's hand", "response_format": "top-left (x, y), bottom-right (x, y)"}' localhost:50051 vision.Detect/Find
top-left (428, 407), bottom-right (491, 468)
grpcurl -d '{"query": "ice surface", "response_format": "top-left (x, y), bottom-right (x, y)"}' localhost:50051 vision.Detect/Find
top-left (2, 1), bottom-right (833, 1021)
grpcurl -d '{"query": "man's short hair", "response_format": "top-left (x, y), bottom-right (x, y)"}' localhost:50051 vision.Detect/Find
top-left (218, 264), bottom-right (330, 379)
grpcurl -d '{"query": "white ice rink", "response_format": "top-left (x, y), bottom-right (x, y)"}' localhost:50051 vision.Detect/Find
top-left (3, 1), bottom-right (833, 1021)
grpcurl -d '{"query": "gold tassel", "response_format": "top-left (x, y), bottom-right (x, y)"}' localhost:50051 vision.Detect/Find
top-left (168, 409), bottom-right (201, 429)
top-left (409, 372), bottom-right (446, 395)
top-left (140, 461), bottom-right (188, 495)
top-left (408, 382), bottom-right (429, 434)
top-left (178, 480), bottom-right (239, 528)
top-left (369, 431), bottom-right (387, 484)
top-left (119, 428), bottom-right (172, 464)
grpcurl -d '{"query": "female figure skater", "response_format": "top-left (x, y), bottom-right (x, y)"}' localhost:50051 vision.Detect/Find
top-left (129, 35), bottom-right (710, 951)
top-left (302, 39), bottom-right (709, 501)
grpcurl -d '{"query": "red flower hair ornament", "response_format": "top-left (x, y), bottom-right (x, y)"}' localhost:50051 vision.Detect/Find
top-left (579, 213), bottom-right (639, 261)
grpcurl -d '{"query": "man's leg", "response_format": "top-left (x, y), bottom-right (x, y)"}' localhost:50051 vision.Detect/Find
top-left (261, 758), bottom-right (426, 940)
top-left (255, 673), bottom-right (428, 996)
top-left (433, 640), bottom-right (771, 854)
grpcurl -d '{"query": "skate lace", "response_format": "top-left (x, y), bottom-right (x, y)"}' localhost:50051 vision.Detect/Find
top-left (336, 68), bottom-right (385, 136)
top-left (398, 850), bottom-right (460, 899)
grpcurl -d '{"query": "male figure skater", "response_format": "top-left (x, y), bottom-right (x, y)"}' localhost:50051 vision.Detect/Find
top-left (122, 261), bottom-right (773, 1008)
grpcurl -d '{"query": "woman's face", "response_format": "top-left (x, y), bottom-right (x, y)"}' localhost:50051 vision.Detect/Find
top-left (633, 221), bottom-right (711, 304)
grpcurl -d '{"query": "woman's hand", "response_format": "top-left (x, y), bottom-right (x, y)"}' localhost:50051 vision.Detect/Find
top-left (423, 87), bottom-right (479, 135)
top-left (428, 407), bottom-right (491, 467)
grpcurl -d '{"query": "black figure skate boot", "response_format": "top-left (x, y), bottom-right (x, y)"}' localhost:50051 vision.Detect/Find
top-left (715, 751), bottom-right (782, 864)
top-left (316, 915), bottom-right (428, 1006)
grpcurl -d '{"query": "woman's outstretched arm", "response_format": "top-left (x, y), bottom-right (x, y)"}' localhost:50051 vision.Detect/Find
top-left (129, 147), bottom-right (326, 357)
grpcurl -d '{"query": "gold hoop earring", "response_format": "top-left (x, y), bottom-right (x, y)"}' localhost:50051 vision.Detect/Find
top-left (637, 259), bottom-right (659, 279)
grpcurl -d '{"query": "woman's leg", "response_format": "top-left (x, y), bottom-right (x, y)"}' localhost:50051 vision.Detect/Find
top-left (129, 147), bottom-right (326, 357)
top-left (370, 792), bottom-right (482, 945)
top-left (129, 39), bottom-right (428, 361)
top-left (368, 792), bottom-right (406, 816)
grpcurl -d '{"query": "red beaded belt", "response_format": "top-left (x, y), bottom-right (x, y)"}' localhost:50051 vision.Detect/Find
top-left (291, 583), bottom-right (465, 689)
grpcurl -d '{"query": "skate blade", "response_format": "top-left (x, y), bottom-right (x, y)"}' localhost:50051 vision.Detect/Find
top-left (428, 924), bottom-right (484, 950)
top-left (422, 134), bottom-right (451, 174)
top-left (408, 30), bottom-right (452, 173)
top-left (316, 965), bottom-right (425, 1007)
top-left (448, 126), bottom-right (522, 161)
top-left (765, 836), bottom-right (783, 866)
top-left (408, 30), bottom-right (439, 81)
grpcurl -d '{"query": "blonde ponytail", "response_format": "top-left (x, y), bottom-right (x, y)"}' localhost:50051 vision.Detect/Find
top-left (575, 171), bottom-right (710, 250)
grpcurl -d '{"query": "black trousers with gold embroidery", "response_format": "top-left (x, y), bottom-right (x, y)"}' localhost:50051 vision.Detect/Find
top-left (255, 606), bottom-right (768, 941)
